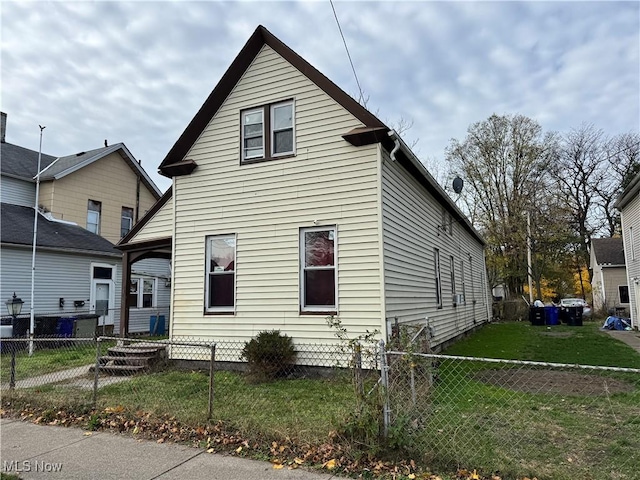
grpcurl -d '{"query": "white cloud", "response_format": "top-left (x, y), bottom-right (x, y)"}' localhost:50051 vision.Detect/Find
top-left (2, 0), bottom-right (637, 193)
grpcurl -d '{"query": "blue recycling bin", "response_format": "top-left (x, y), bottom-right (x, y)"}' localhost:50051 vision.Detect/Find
top-left (150, 315), bottom-right (166, 335)
top-left (544, 306), bottom-right (560, 325)
top-left (56, 317), bottom-right (76, 337)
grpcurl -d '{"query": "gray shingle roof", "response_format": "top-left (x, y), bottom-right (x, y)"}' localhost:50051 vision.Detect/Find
top-left (591, 237), bottom-right (625, 266)
top-left (1, 203), bottom-right (120, 256)
top-left (0, 142), bottom-right (57, 180)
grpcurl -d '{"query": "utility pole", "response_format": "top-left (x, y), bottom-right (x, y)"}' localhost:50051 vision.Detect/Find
top-left (527, 211), bottom-right (534, 304)
top-left (29, 124), bottom-right (45, 355)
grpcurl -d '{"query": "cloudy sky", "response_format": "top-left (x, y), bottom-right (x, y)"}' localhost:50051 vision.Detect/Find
top-left (2, 1), bottom-right (638, 193)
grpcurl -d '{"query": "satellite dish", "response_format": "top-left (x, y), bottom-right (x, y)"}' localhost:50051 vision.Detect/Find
top-left (452, 176), bottom-right (464, 194)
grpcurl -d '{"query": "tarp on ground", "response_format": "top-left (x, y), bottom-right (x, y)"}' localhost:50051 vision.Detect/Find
top-left (602, 316), bottom-right (632, 331)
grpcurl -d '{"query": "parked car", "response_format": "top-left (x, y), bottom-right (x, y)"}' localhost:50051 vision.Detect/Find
top-left (559, 298), bottom-right (592, 317)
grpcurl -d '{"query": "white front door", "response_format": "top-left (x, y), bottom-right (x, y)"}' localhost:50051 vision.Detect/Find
top-left (90, 264), bottom-right (115, 326)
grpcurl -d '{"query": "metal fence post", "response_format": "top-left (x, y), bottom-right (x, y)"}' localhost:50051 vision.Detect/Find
top-left (10, 347), bottom-right (16, 390)
top-left (208, 343), bottom-right (216, 420)
top-left (353, 342), bottom-right (363, 401)
top-left (93, 337), bottom-right (102, 408)
top-left (379, 339), bottom-right (390, 439)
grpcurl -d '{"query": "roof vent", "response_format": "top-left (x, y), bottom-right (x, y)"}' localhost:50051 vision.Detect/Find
top-left (76, 151), bottom-right (86, 156)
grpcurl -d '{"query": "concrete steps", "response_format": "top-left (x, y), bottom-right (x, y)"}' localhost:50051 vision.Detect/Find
top-left (91, 343), bottom-right (168, 376)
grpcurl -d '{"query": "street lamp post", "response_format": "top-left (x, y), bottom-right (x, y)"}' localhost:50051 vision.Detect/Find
top-left (5, 293), bottom-right (24, 389)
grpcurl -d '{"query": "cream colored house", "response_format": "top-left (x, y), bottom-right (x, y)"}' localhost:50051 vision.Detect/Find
top-left (1, 114), bottom-right (168, 334)
top-left (590, 237), bottom-right (629, 315)
top-left (615, 172), bottom-right (640, 329)
top-left (118, 26), bottom-right (491, 351)
top-left (38, 143), bottom-right (160, 244)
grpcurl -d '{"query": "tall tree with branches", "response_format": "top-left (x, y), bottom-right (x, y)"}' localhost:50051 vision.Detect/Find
top-left (446, 114), bottom-right (556, 299)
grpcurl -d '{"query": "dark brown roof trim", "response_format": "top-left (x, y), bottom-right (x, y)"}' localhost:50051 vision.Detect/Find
top-left (117, 236), bottom-right (172, 253)
top-left (158, 25), bottom-right (387, 177)
top-left (343, 126), bottom-right (390, 147)
top-left (160, 160), bottom-right (197, 177)
top-left (117, 186), bottom-right (173, 246)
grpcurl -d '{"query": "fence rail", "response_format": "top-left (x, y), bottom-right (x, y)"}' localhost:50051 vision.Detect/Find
top-left (1, 336), bottom-right (638, 479)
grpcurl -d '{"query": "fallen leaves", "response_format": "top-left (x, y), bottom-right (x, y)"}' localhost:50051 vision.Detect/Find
top-left (3, 401), bottom-right (542, 480)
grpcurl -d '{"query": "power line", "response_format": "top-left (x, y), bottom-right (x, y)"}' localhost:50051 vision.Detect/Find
top-left (329, 0), bottom-right (365, 105)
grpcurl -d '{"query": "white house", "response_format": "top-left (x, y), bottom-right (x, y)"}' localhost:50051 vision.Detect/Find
top-left (118, 26), bottom-right (491, 354)
top-left (615, 172), bottom-right (640, 329)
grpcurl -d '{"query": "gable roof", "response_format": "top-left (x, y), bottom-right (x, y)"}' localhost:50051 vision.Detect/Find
top-left (1, 203), bottom-right (120, 256)
top-left (615, 170), bottom-right (640, 210)
top-left (591, 237), bottom-right (625, 266)
top-left (158, 25), bottom-right (386, 175)
top-left (0, 142), bottom-right (57, 180)
top-left (40, 143), bottom-right (162, 199)
top-left (135, 25), bottom-right (483, 246)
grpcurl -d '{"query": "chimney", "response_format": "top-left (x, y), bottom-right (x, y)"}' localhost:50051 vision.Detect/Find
top-left (1, 112), bottom-right (6, 143)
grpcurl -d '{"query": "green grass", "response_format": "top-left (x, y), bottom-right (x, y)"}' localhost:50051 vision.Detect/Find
top-left (407, 320), bottom-right (640, 479)
top-left (444, 320), bottom-right (640, 368)
top-left (95, 369), bottom-right (356, 444)
top-left (2, 323), bottom-right (639, 480)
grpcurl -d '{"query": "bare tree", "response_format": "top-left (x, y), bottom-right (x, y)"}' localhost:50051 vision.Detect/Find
top-left (595, 132), bottom-right (640, 236)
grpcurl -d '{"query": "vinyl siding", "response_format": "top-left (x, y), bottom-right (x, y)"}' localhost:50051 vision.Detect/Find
top-left (620, 193), bottom-right (640, 328)
top-left (1, 176), bottom-right (35, 207)
top-left (37, 152), bottom-right (158, 244)
top-left (129, 196), bottom-right (173, 243)
top-left (380, 148), bottom-right (489, 347)
top-left (0, 245), bottom-right (121, 328)
top-left (170, 45), bottom-right (382, 345)
top-left (128, 258), bottom-right (171, 333)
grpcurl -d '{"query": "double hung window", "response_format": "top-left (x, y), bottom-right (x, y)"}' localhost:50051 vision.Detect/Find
top-left (87, 200), bottom-right (101, 234)
top-left (128, 278), bottom-right (155, 308)
top-left (121, 207), bottom-right (134, 238)
top-left (205, 235), bottom-right (236, 312)
top-left (241, 100), bottom-right (294, 163)
top-left (300, 227), bottom-right (337, 312)
top-left (434, 249), bottom-right (442, 308)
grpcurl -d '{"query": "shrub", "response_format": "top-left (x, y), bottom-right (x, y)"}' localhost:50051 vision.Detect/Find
top-left (240, 330), bottom-right (297, 381)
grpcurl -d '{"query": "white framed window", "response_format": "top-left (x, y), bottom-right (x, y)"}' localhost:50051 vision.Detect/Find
top-left (435, 248), bottom-right (442, 309)
top-left (205, 235), bottom-right (236, 313)
top-left (619, 285), bottom-right (630, 304)
top-left (128, 277), bottom-right (156, 309)
top-left (121, 207), bottom-right (134, 238)
top-left (242, 108), bottom-right (264, 160)
top-left (450, 255), bottom-right (456, 303)
top-left (460, 259), bottom-right (467, 305)
top-left (271, 101), bottom-right (294, 156)
top-left (87, 199), bottom-right (101, 234)
top-left (300, 226), bottom-right (337, 312)
top-left (241, 99), bottom-right (295, 163)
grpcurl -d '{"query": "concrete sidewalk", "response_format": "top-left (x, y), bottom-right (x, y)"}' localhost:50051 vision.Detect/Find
top-left (0, 418), bottom-right (335, 480)
top-left (605, 329), bottom-right (640, 354)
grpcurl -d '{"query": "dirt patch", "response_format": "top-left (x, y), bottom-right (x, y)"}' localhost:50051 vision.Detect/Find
top-left (474, 369), bottom-right (635, 396)
top-left (538, 331), bottom-right (574, 338)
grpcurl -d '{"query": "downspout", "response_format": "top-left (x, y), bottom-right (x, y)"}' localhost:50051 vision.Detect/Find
top-left (388, 130), bottom-right (400, 161)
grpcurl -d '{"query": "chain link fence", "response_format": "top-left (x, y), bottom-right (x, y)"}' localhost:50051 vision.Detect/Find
top-left (2, 336), bottom-right (639, 478)
top-left (382, 349), bottom-right (640, 479)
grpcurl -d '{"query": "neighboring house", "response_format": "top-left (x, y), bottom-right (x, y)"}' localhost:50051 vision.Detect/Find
top-left (615, 172), bottom-right (640, 329)
top-left (1, 203), bottom-right (122, 331)
top-left (118, 26), bottom-right (491, 353)
top-left (0, 112), bottom-right (169, 334)
top-left (590, 237), bottom-right (629, 315)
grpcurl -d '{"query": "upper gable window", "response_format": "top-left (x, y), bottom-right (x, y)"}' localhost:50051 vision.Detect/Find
top-left (241, 99), bottom-right (295, 164)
